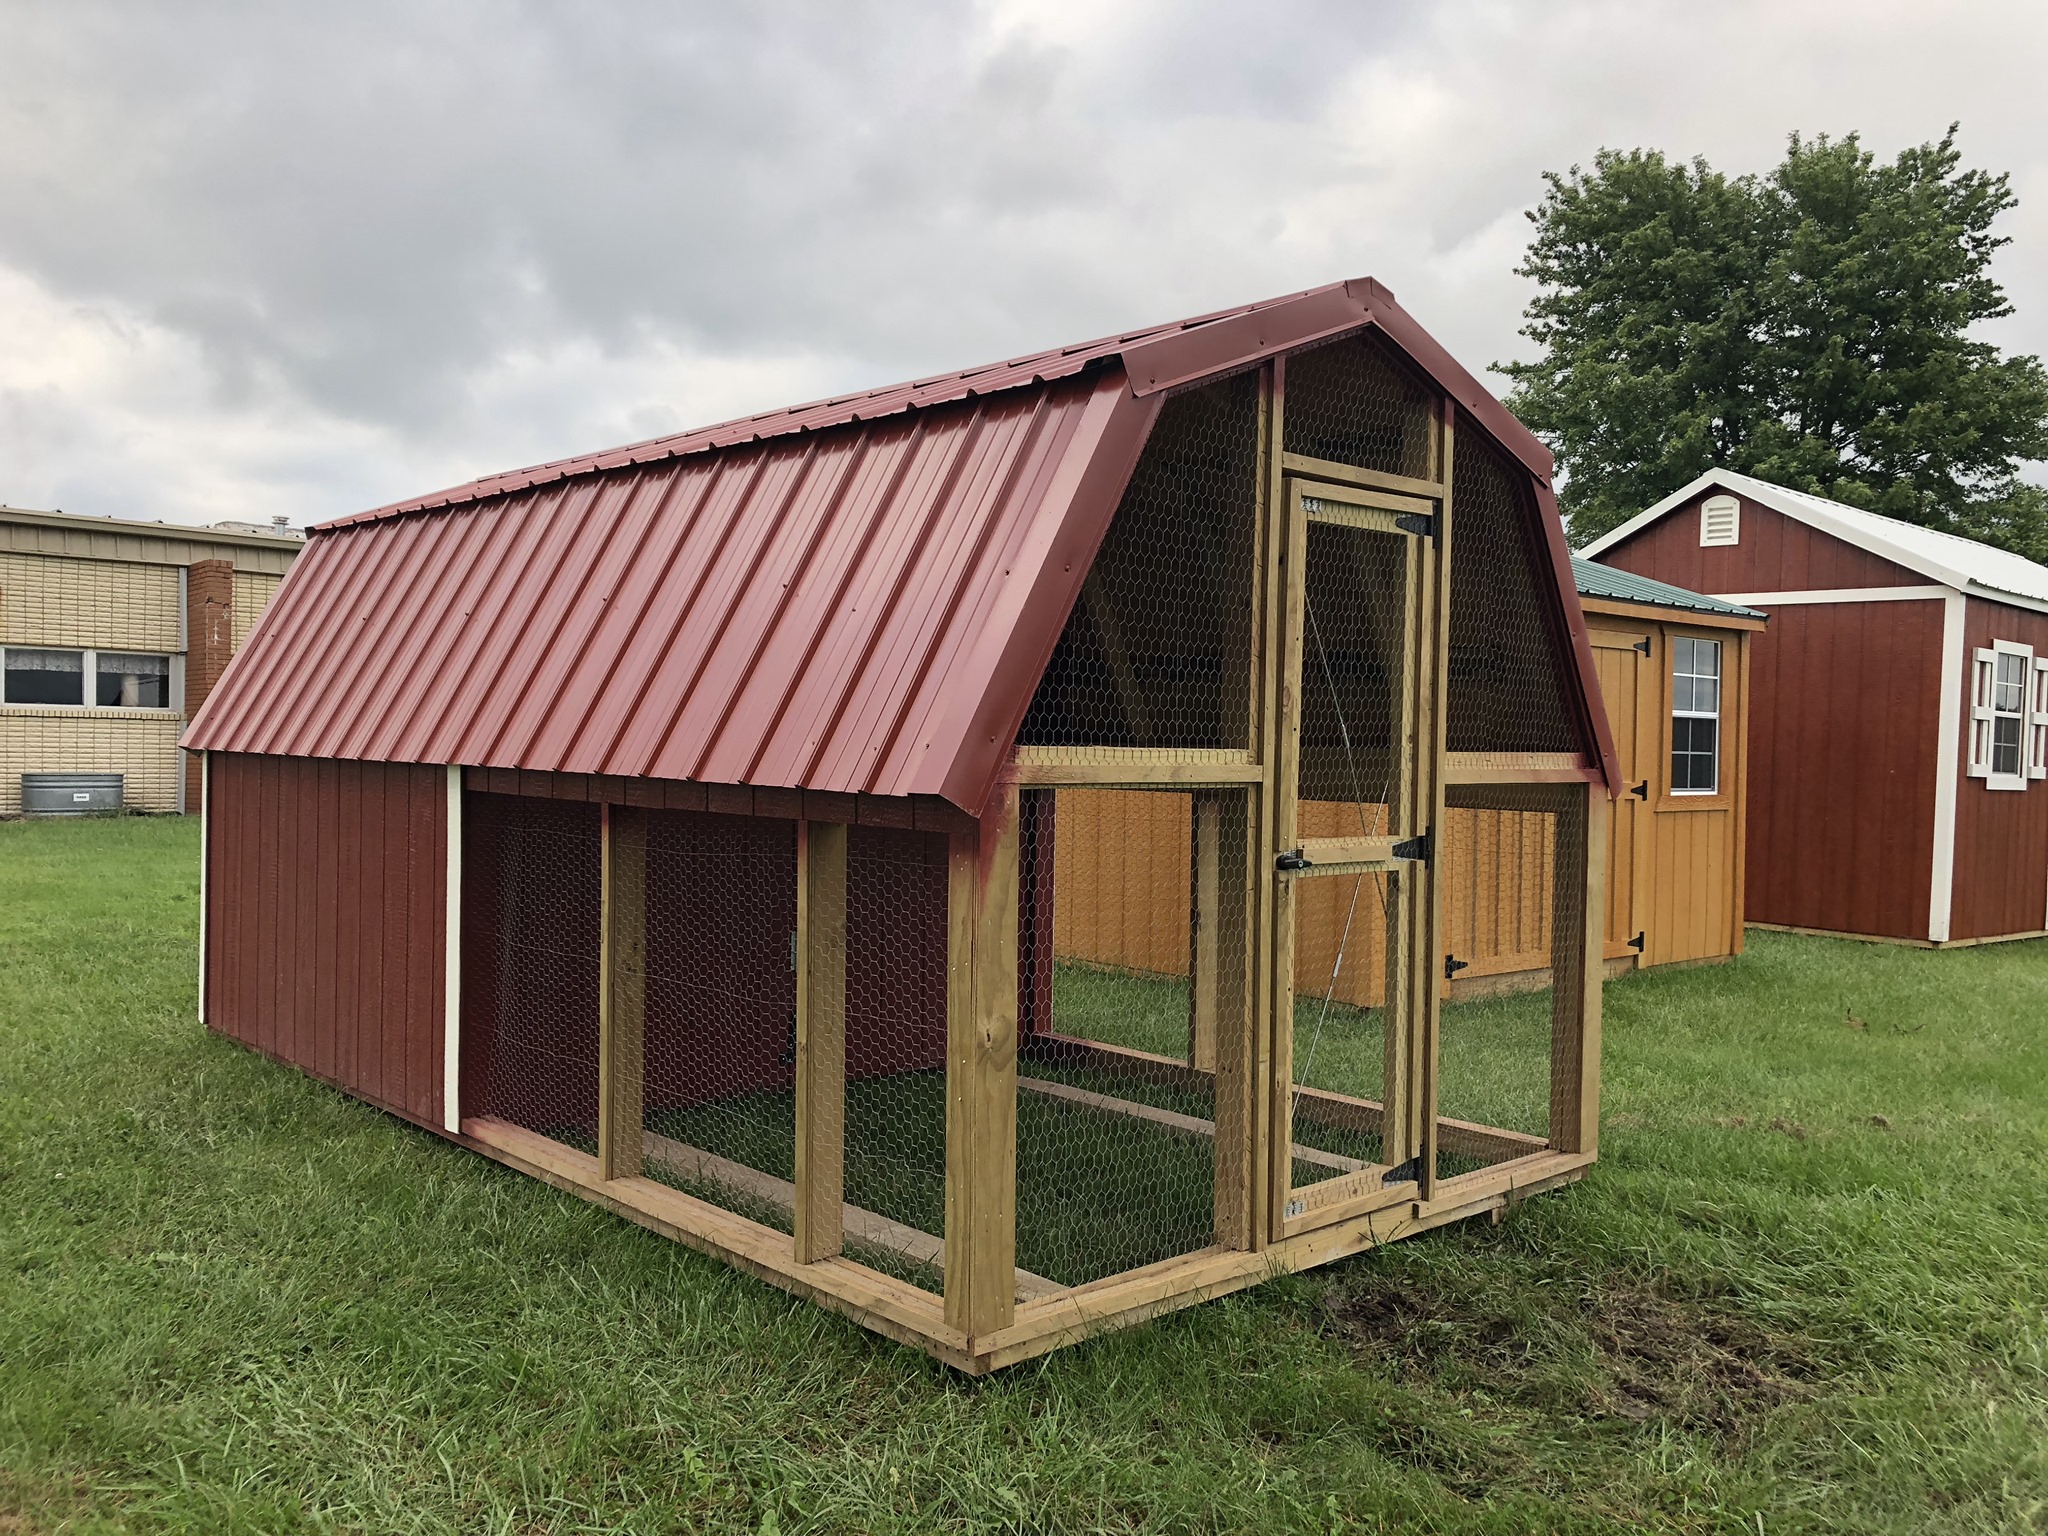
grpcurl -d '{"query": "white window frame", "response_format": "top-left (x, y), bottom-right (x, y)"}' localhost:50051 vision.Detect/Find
top-left (1968, 640), bottom-right (2035, 792)
top-left (0, 645), bottom-right (181, 713)
top-left (1670, 634), bottom-right (1723, 796)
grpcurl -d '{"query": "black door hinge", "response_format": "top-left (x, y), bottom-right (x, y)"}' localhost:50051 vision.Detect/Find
top-left (780, 1012), bottom-right (798, 1066)
top-left (1628, 931), bottom-right (1646, 953)
top-left (1633, 636), bottom-right (1652, 656)
top-left (1382, 1154), bottom-right (1424, 1186)
top-left (1444, 954), bottom-right (1469, 981)
top-left (1276, 848), bottom-right (1311, 872)
top-left (1630, 780), bottom-right (1649, 800)
top-left (1392, 833), bottom-right (1431, 863)
top-left (1395, 512), bottom-right (1436, 538)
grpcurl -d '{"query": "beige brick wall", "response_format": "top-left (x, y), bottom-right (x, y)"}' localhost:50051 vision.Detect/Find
top-left (231, 570), bottom-right (284, 649)
top-left (0, 553), bottom-right (182, 651)
top-left (0, 710), bottom-right (184, 813)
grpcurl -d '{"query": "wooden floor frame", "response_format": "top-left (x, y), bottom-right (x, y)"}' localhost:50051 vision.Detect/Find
top-left (448, 354), bottom-right (1610, 1373)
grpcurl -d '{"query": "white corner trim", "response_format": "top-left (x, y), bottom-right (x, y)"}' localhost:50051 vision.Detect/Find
top-left (1713, 585), bottom-right (1951, 607)
top-left (197, 750), bottom-right (210, 1025)
top-left (443, 763), bottom-right (463, 1134)
top-left (1930, 590), bottom-right (1967, 943)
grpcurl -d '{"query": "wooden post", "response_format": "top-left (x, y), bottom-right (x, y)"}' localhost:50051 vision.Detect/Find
top-left (1248, 358), bottom-right (1284, 1252)
top-left (1190, 794), bottom-right (1222, 1072)
top-left (795, 820), bottom-right (849, 1262)
top-left (1204, 790), bottom-right (1256, 1248)
top-left (944, 779), bottom-right (1019, 1336)
top-left (598, 803), bottom-right (646, 1182)
top-left (1408, 400), bottom-right (1455, 1197)
top-left (1548, 782), bottom-right (1608, 1153)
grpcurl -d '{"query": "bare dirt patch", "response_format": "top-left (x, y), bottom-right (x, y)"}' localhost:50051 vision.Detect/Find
top-left (1321, 1276), bottom-right (1815, 1440)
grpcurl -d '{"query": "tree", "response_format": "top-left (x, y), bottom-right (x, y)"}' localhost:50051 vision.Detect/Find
top-left (1502, 128), bottom-right (2048, 558)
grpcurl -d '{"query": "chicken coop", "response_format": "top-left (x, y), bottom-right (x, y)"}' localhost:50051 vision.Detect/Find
top-left (186, 277), bottom-right (1618, 1372)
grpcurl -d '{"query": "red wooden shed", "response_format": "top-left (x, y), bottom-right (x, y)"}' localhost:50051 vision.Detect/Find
top-left (186, 277), bottom-right (1619, 1370)
top-left (1584, 469), bottom-right (2048, 947)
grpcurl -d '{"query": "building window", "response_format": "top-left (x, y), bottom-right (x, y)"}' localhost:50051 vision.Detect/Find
top-left (3, 647), bottom-right (86, 706)
top-left (1670, 636), bottom-right (1721, 794)
top-left (96, 652), bottom-right (172, 709)
top-left (1, 647), bottom-right (176, 710)
top-left (1970, 642), bottom-right (2042, 791)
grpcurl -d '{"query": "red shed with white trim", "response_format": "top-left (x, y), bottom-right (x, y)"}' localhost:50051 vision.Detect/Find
top-left (1584, 468), bottom-right (2048, 947)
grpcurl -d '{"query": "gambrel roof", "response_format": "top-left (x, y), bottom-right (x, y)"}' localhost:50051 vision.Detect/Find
top-left (186, 279), bottom-right (1612, 810)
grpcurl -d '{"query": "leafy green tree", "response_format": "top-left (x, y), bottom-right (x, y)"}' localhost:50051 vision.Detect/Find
top-left (1503, 127), bottom-right (2048, 557)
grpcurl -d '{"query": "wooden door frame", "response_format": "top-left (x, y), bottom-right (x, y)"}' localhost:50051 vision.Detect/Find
top-left (1265, 407), bottom-right (1452, 1241)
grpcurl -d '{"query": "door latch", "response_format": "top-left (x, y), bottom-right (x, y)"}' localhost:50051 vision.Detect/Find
top-left (1276, 848), bottom-right (1311, 872)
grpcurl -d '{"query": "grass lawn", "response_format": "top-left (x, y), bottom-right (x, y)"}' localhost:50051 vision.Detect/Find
top-left (2, 816), bottom-right (2045, 1533)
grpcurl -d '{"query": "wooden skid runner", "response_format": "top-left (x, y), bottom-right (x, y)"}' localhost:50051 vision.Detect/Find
top-left (460, 1116), bottom-right (1589, 1373)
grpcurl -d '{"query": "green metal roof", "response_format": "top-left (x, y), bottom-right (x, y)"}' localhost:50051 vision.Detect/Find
top-left (1572, 557), bottom-right (1766, 621)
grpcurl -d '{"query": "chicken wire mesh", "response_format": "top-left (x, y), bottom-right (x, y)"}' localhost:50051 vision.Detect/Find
top-left (834, 824), bottom-right (951, 1293)
top-left (637, 809), bottom-right (800, 1233)
top-left (1285, 510), bottom-right (1417, 1189)
top-left (1446, 419), bottom-right (1585, 757)
top-left (1282, 329), bottom-right (1437, 481)
top-left (1016, 371), bottom-right (1260, 754)
top-left (459, 793), bottom-right (602, 1149)
top-left (1434, 800), bottom-right (1583, 1181)
top-left (1014, 787), bottom-right (1235, 1288)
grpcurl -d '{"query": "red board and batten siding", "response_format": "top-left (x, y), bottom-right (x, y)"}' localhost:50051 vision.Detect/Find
top-left (204, 752), bottom-right (447, 1128)
top-left (1741, 599), bottom-right (1945, 938)
top-left (1598, 490), bottom-right (1927, 594)
top-left (1950, 597), bottom-right (2048, 940)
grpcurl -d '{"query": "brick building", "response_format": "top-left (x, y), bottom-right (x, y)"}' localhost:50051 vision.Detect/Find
top-left (0, 505), bottom-right (303, 814)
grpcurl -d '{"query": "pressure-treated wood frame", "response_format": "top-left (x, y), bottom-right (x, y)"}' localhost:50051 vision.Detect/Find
top-left (447, 344), bottom-right (1612, 1372)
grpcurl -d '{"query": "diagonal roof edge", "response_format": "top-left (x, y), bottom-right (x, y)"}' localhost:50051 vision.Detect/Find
top-left (320, 277), bottom-right (1554, 533)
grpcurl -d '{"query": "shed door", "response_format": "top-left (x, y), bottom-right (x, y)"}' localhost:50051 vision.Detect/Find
top-left (1587, 627), bottom-right (1650, 960)
top-left (1272, 476), bottom-right (1436, 1233)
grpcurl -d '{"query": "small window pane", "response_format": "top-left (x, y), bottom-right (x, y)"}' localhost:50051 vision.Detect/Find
top-left (95, 652), bottom-right (172, 709)
top-left (1671, 716), bottom-right (1719, 793)
top-left (1993, 715), bottom-right (2023, 776)
top-left (4, 648), bottom-right (86, 706)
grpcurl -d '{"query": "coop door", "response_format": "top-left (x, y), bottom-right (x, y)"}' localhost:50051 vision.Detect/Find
top-left (1273, 477), bottom-right (1435, 1234)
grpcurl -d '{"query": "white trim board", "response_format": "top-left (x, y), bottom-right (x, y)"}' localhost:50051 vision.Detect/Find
top-left (442, 764), bottom-right (463, 1134)
top-left (197, 750), bottom-right (210, 1025)
top-left (1714, 585), bottom-right (1951, 607)
top-left (1930, 591), bottom-right (1966, 944)
top-left (1581, 469), bottom-right (2048, 616)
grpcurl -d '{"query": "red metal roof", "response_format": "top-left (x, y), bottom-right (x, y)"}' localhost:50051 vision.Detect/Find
top-left (186, 278), bottom-right (1609, 808)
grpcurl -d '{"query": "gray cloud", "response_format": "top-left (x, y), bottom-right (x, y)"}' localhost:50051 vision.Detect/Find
top-left (0, 0), bottom-right (2042, 526)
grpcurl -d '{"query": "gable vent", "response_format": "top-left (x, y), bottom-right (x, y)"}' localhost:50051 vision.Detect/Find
top-left (1700, 494), bottom-right (1740, 547)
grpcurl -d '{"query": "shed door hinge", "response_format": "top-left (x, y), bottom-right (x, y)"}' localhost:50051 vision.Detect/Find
top-left (1382, 1154), bottom-right (1424, 1187)
top-left (1630, 780), bottom-right (1650, 800)
top-left (1634, 636), bottom-right (1652, 656)
top-left (1392, 833), bottom-right (1431, 863)
top-left (1395, 512), bottom-right (1436, 539)
top-left (1628, 931), bottom-right (1646, 953)
top-left (1444, 954), bottom-right (1470, 981)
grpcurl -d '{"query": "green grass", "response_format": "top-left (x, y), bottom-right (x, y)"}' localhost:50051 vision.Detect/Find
top-left (3, 816), bottom-right (2047, 1533)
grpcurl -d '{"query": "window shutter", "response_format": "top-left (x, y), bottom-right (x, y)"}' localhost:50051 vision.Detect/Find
top-left (1968, 649), bottom-right (1996, 778)
top-left (2031, 656), bottom-right (2048, 780)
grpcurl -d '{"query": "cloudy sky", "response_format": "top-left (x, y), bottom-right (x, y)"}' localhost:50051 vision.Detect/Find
top-left (2, 0), bottom-right (2043, 530)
